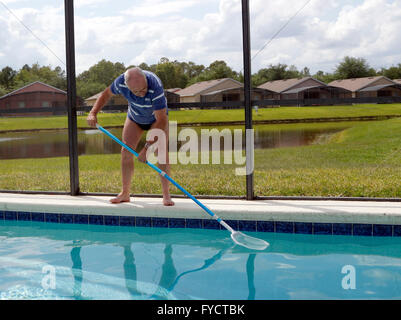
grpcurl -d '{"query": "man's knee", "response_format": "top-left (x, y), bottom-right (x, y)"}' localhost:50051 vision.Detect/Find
top-left (121, 145), bottom-right (134, 159)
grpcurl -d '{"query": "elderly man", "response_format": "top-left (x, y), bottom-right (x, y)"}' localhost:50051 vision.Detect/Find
top-left (86, 67), bottom-right (174, 206)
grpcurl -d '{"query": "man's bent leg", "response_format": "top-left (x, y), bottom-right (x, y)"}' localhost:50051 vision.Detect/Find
top-left (110, 117), bottom-right (143, 204)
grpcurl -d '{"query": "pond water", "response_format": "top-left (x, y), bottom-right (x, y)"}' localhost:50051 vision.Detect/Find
top-left (0, 124), bottom-right (350, 160)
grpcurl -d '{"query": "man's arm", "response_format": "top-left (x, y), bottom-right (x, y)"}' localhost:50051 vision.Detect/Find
top-left (150, 108), bottom-right (168, 131)
top-left (86, 86), bottom-right (114, 127)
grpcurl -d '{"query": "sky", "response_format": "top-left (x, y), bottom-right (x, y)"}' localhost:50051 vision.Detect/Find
top-left (0, 0), bottom-right (401, 75)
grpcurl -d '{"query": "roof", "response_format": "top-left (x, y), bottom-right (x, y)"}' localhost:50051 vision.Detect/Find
top-left (165, 90), bottom-right (180, 96)
top-left (358, 83), bottom-right (401, 92)
top-left (393, 79), bottom-right (401, 85)
top-left (282, 85), bottom-right (322, 94)
top-left (201, 86), bottom-right (275, 96)
top-left (201, 86), bottom-right (242, 96)
top-left (282, 85), bottom-right (352, 94)
top-left (85, 92), bottom-right (102, 101)
top-left (0, 81), bottom-right (66, 100)
top-left (257, 77), bottom-right (326, 93)
top-left (176, 78), bottom-right (243, 97)
top-left (166, 88), bottom-right (182, 93)
top-left (328, 76), bottom-right (394, 92)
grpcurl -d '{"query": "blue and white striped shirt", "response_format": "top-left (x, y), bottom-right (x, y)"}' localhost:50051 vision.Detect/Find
top-left (110, 70), bottom-right (167, 124)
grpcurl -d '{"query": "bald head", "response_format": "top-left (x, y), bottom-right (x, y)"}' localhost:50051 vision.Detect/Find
top-left (124, 67), bottom-right (148, 97)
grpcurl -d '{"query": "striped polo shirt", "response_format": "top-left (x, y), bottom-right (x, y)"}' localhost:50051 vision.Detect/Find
top-left (110, 70), bottom-right (167, 124)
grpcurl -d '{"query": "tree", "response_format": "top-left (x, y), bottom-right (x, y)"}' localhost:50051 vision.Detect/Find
top-left (137, 62), bottom-right (154, 72)
top-left (12, 63), bottom-right (66, 91)
top-left (189, 60), bottom-right (239, 85)
top-left (77, 59), bottom-right (125, 87)
top-left (0, 85), bottom-right (7, 97)
top-left (299, 67), bottom-right (311, 77)
top-left (206, 60), bottom-right (239, 80)
top-left (76, 81), bottom-right (106, 100)
top-left (76, 59), bottom-right (126, 98)
top-left (252, 63), bottom-right (301, 86)
top-left (179, 61), bottom-right (205, 80)
top-left (0, 66), bottom-right (17, 89)
top-left (334, 56), bottom-right (376, 79)
top-left (314, 70), bottom-right (336, 84)
top-left (380, 64), bottom-right (401, 79)
top-left (155, 58), bottom-right (188, 89)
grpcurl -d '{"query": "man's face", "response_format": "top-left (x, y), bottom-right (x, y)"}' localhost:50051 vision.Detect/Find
top-left (126, 76), bottom-right (148, 97)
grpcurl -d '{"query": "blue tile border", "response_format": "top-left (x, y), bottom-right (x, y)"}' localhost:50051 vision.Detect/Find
top-left (275, 221), bottom-right (294, 233)
top-left (186, 218), bottom-right (202, 229)
top-left (373, 224), bottom-right (393, 237)
top-left (17, 211), bottom-right (31, 221)
top-left (45, 213), bottom-right (59, 224)
top-left (89, 215), bottom-right (104, 225)
top-left (333, 223), bottom-right (352, 236)
top-left (119, 216), bottom-right (135, 227)
top-left (313, 223), bottom-right (332, 235)
top-left (60, 214), bottom-right (74, 224)
top-left (32, 212), bottom-right (45, 222)
top-left (104, 215), bottom-right (119, 226)
top-left (1, 209), bottom-right (401, 237)
top-left (4, 211), bottom-right (17, 221)
top-left (239, 220), bottom-right (257, 232)
top-left (394, 225), bottom-right (401, 237)
top-left (257, 221), bottom-right (274, 233)
top-left (136, 216), bottom-right (151, 227)
top-left (353, 224), bottom-right (372, 236)
top-left (294, 222), bottom-right (313, 234)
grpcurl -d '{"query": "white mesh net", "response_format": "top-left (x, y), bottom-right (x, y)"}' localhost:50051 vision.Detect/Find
top-left (230, 231), bottom-right (269, 251)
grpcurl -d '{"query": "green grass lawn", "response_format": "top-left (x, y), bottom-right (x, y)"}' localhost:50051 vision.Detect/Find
top-left (1, 117), bottom-right (401, 198)
top-left (1, 104), bottom-right (401, 131)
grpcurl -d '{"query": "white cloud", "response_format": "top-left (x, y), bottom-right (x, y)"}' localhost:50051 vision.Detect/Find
top-left (74, 0), bottom-right (110, 8)
top-left (0, 4), bottom-right (65, 68)
top-left (124, 0), bottom-right (199, 18)
top-left (1, 0), bottom-right (401, 77)
top-left (244, 0), bottom-right (401, 73)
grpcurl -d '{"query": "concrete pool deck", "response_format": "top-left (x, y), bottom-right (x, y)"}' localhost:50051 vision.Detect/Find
top-left (1, 192), bottom-right (401, 226)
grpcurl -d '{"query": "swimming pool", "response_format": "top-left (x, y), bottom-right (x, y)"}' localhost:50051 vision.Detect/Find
top-left (1, 219), bottom-right (401, 300)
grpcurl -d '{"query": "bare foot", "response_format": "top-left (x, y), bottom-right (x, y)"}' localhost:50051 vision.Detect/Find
top-left (110, 192), bottom-right (131, 204)
top-left (163, 197), bottom-right (175, 206)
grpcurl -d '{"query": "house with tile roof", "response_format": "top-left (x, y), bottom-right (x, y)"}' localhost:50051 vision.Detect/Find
top-left (176, 78), bottom-right (244, 103)
top-left (200, 86), bottom-right (277, 103)
top-left (258, 77), bottom-right (351, 101)
top-left (328, 76), bottom-right (401, 98)
top-left (85, 90), bottom-right (127, 107)
top-left (0, 81), bottom-right (81, 117)
top-left (176, 78), bottom-right (276, 104)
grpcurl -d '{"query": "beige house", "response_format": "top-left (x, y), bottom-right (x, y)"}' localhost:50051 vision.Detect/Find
top-left (258, 77), bottom-right (351, 101)
top-left (176, 78), bottom-right (243, 103)
top-left (85, 91), bottom-right (127, 107)
top-left (329, 76), bottom-right (401, 98)
top-left (200, 87), bottom-right (276, 103)
top-left (393, 79), bottom-right (401, 85)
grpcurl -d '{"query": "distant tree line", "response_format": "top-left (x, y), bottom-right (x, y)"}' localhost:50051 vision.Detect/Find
top-left (1, 56), bottom-right (401, 99)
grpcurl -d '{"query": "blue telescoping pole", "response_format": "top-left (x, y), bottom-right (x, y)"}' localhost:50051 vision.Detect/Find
top-left (95, 124), bottom-right (234, 232)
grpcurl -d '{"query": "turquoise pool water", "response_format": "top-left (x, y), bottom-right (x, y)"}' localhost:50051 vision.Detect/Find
top-left (1, 220), bottom-right (401, 300)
